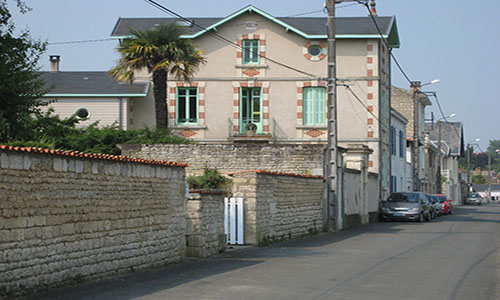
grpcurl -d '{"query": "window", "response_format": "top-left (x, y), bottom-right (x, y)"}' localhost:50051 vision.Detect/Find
top-left (303, 87), bottom-right (326, 125)
top-left (75, 108), bottom-right (89, 119)
top-left (176, 87), bottom-right (198, 125)
top-left (390, 126), bottom-right (396, 156)
top-left (399, 130), bottom-right (405, 158)
top-left (381, 91), bottom-right (387, 128)
top-left (243, 40), bottom-right (260, 64)
top-left (307, 45), bottom-right (322, 57)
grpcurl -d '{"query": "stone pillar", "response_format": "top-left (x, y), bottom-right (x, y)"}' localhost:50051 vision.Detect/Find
top-left (345, 144), bottom-right (373, 224)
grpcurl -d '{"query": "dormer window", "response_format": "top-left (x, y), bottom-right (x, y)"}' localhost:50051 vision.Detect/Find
top-left (242, 40), bottom-right (260, 64)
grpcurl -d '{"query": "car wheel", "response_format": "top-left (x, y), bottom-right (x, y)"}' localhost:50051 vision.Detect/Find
top-left (425, 212), bottom-right (431, 221)
top-left (418, 213), bottom-right (424, 223)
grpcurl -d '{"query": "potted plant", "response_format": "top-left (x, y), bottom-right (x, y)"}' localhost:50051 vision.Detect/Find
top-left (245, 122), bottom-right (257, 137)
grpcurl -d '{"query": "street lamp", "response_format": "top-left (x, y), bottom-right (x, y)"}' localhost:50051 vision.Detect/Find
top-left (410, 79), bottom-right (440, 192)
top-left (436, 113), bottom-right (456, 193)
top-left (467, 138), bottom-right (481, 190)
top-left (488, 149), bottom-right (500, 201)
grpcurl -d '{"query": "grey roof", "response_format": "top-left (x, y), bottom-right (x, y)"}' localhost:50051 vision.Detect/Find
top-left (111, 9), bottom-right (396, 40)
top-left (473, 184), bottom-right (500, 192)
top-left (40, 72), bottom-right (149, 97)
top-left (425, 121), bottom-right (465, 157)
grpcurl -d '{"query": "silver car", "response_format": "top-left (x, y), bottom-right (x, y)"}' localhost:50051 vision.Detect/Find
top-left (465, 192), bottom-right (482, 205)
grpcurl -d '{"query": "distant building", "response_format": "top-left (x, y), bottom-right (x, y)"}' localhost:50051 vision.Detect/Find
top-left (41, 57), bottom-right (151, 130)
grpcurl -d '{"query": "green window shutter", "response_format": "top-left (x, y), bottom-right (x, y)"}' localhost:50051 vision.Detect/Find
top-left (303, 87), bottom-right (326, 125)
top-left (243, 40), bottom-right (260, 64)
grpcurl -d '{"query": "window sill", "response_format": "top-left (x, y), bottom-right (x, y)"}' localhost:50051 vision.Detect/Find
top-left (171, 125), bottom-right (207, 129)
top-left (235, 64), bottom-right (268, 69)
top-left (296, 125), bottom-right (327, 130)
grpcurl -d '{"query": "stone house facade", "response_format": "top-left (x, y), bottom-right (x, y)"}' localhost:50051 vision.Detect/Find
top-left (391, 86), bottom-right (432, 191)
top-left (110, 5), bottom-right (400, 199)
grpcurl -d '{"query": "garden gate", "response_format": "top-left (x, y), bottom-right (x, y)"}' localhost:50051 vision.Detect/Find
top-left (224, 198), bottom-right (244, 245)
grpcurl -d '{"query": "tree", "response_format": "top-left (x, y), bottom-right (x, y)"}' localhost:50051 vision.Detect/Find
top-left (0, 0), bottom-right (47, 142)
top-left (472, 174), bottom-right (487, 185)
top-left (110, 23), bottom-right (205, 129)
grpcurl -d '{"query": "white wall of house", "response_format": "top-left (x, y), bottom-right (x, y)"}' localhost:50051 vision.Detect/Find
top-left (390, 109), bottom-right (408, 193)
top-left (45, 97), bottom-right (129, 129)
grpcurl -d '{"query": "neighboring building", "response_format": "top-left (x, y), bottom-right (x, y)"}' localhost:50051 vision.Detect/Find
top-left (41, 56), bottom-right (152, 130)
top-left (391, 86), bottom-right (432, 192)
top-left (473, 184), bottom-right (500, 202)
top-left (422, 135), bottom-right (439, 194)
top-left (110, 5), bottom-right (400, 199)
top-left (390, 108), bottom-right (410, 192)
top-left (425, 121), bottom-right (465, 204)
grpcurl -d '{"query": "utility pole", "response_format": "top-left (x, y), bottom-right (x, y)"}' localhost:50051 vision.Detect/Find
top-left (326, 0), bottom-right (360, 231)
top-left (326, 0), bottom-right (338, 231)
top-left (488, 152), bottom-right (492, 201)
top-left (467, 144), bottom-right (471, 190)
top-left (410, 81), bottom-right (421, 192)
top-left (437, 119), bottom-right (442, 193)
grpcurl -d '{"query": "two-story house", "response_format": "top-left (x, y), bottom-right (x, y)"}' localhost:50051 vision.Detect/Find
top-left (391, 85), bottom-right (432, 192)
top-left (110, 5), bottom-right (400, 195)
top-left (390, 108), bottom-right (409, 192)
top-left (425, 121), bottom-right (465, 204)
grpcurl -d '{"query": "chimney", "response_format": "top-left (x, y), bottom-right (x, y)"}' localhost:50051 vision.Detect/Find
top-left (369, 0), bottom-right (377, 16)
top-left (49, 55), bottom-right (60, 72)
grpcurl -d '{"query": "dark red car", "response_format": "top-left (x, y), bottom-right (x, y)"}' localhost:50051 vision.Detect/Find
top-left (434, 194), bottom-right (453, 214)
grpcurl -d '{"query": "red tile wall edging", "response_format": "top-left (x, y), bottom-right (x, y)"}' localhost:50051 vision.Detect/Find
top-left (0, 145), bottom-right (188, 168)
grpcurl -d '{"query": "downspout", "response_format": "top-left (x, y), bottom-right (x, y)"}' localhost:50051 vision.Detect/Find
top-left (119, 97), bottom-right (123, 129)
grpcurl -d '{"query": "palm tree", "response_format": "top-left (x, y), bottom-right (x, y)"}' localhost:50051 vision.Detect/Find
top-left (110, 23), bottom-right (205, 129)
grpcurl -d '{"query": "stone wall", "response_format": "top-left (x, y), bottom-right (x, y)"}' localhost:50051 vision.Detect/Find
top-left (119, 143), bottom-right (326, 176)
top-left (186, 191), bottom-right (226, 257)
top-left (231, 171), bottom-right (324, 245)
top-left (0, 147), bottom-right (187, 297)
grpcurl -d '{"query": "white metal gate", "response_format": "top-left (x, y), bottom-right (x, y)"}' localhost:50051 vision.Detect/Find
top-left (224, 198), bottom-right (244, 245)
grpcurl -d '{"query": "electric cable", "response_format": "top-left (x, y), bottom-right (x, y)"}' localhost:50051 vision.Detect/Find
top-left (143, 0), bottom-right (321, 79)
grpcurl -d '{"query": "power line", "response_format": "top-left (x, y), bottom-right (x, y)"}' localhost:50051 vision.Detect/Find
top-left (48, 38), bottom-right (114, 45)
top-left (143, 0), bottom-right (321, 79)
top-left (359, 2), bottom-right (413, 84)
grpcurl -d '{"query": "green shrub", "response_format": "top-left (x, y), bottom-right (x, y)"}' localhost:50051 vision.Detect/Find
top-left (186, 168), bottom-right (232, 190)
top-left (6, 110), bottom-right (191, 155)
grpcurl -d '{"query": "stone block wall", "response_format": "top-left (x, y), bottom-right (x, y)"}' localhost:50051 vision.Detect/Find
top-left (231, 171), bottom-right (324, 245)
top-left (186, 191), bottom-right (226, 257)
top-left (0, 147), bottom-right (187, 297)
top-left (119, 143), bottom-right (326, 176)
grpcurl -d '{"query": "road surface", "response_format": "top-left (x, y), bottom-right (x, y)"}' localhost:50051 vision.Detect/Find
top-left (27, 204), bottom-right (500, 300)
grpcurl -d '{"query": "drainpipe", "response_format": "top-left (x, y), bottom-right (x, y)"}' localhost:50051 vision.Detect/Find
top-left (119, 97), bottom-right (123, 129)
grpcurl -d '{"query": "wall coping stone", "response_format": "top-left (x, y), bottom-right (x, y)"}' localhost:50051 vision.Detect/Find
top-left (0, 145), bottom-right (188, 168)
top-left (229, 169), bottom-right (323, 179)
top-left (189, 189), bottom-right (228, 195)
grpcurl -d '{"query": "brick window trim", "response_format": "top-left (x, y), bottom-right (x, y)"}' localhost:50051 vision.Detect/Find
top-left (232, 81), bottom-right (270, 133)
top-left (236, 33), bottom-right (266, 66)
top-left (303, 41), bottom-right (327, 61)
top-left (167, 82), bottom-right (206, 127)
top-left (296, 81), bottom-right (328, 126)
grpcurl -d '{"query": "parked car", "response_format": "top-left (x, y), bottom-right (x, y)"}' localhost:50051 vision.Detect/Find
top-left (429, 194), bottom-right (443, 217)
top-left (379, 192), bottom-right (431, 222)
top-left (434, 194), bottom-right (452, 214)
top-left (422, 194), bottom-right (436, 219)
top-left (465, 192), bottom-right (482, 205)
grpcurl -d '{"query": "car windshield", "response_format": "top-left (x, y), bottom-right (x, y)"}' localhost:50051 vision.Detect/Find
top-left (468, 192), bottom-right (480, 198)
top-left (437, 196), bottom-right (447, 203)
top-left (387, 192), bottom-right (419, 203)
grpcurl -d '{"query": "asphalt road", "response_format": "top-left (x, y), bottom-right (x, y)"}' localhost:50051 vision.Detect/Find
top-left (27, 204), bottom-right (500, 300)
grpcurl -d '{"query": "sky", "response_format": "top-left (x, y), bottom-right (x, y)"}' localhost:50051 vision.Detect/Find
top-left (9, 0), bottom-right (500, 151)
